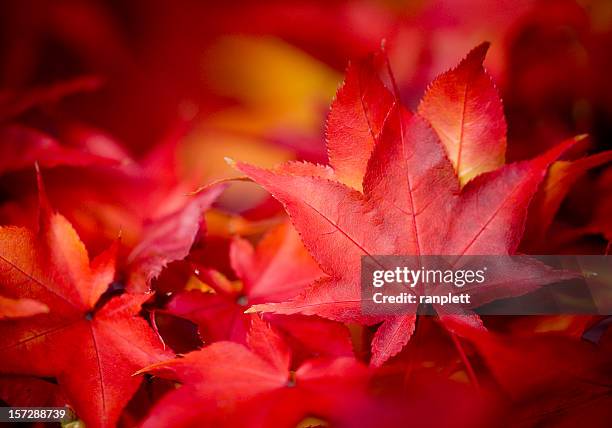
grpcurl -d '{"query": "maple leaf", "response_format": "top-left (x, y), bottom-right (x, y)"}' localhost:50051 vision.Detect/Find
top-left (165, 221), bottom-right (353, 359)
top-left (0, 173), bottom-right (172, 428)
top-left (0, 126), bottom-right (225, 293)
top-left (444, 320), bottom-right (612, 427)
top-left (522, 148), bottom-right (612, 250)
top-left (137, 315), bottom-right (371, 428)
top-left (139, 316), bottom-right (495, 427)
top-left (236, 45), bottom-right (578, 366)
top-left (125, 185), bottom-right (224, 292)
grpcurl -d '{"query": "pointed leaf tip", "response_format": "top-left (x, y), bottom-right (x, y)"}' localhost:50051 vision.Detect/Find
top-left (454, 42), bottom-right (491, 77)
top-left (417, 41), bottom-right (505, 185)
top-left (326, 54), bottom-right (395, 189)
top-left (467, 42), bottom-right (491, 64)
top-left (34, 163), bottom-right (53, 226)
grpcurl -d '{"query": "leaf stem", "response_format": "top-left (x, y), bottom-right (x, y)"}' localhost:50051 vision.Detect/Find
top-left (450, 332), bottom-right (480, 390)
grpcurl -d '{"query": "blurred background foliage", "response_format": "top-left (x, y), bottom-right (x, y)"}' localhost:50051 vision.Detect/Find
top-left (0, 0), bottom-right (610, 240)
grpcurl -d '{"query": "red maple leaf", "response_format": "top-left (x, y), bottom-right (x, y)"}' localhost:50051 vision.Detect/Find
top-left (165, 221), bottom-right (353, 360)
top-left (137, 315), bottom-right (371, 428)
top-left (124, 184), bottom-right (223, 292)
top-left (235, 43), bottom-right (578, 366)
top-left (0, 172), bottom-right (172, 427)
top-left (522, 149), bottom-right (612, 251)
top-left (444, 319), bottom-right (612, 427)
top-left (138, 315), bottom-right (498, 427)
top-left (0, 125), bottom-right (224, 292)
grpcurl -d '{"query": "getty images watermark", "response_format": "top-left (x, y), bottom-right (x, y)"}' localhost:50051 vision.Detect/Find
top-left (360, 255), bottom-right (612, 316)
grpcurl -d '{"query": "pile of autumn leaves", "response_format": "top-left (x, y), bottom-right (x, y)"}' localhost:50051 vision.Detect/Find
top-left (1, 43), bottom-right (611, 428)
